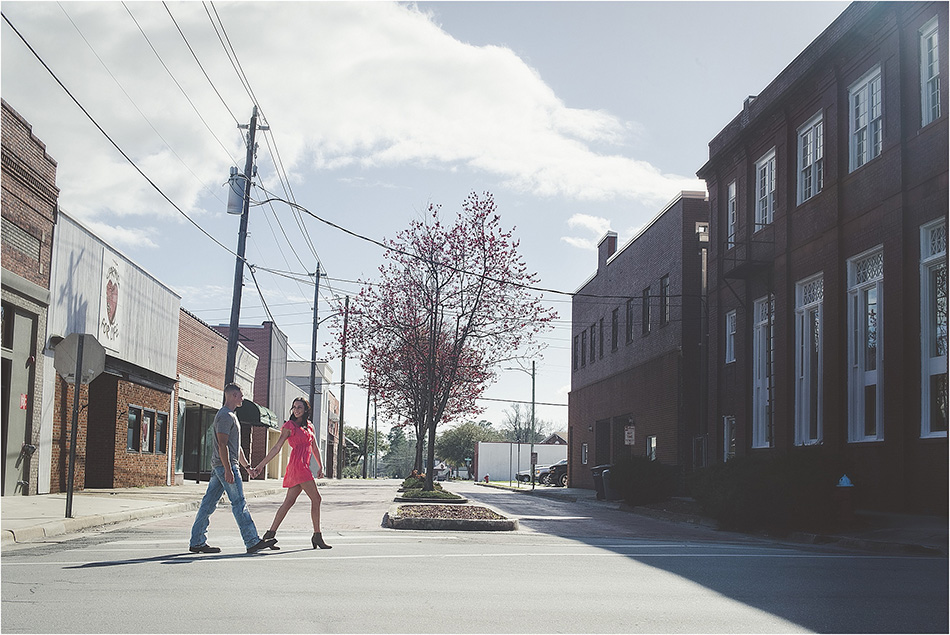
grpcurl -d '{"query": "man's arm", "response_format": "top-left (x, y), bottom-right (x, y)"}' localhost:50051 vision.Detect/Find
top-left (217, 432), bottom-right (234, 483)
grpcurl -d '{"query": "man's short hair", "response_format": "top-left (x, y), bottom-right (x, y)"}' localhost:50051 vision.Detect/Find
top-left (223, 383), bottom-right (242, 395)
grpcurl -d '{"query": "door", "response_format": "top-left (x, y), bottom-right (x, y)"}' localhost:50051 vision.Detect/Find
top-left (1, 304), bottom-right (37, 496)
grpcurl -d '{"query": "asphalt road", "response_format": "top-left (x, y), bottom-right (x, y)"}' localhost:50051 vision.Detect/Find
top-left (2, 479), bottom-right (946, 634)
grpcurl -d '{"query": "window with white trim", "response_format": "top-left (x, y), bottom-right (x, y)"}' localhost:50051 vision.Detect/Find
top-left (727, 181), bottom-right (737, 248)
top-left (723, 415), bottom-right (736, 462)
top-left (752, 295), bottom-right (774, 448)
top-left (725, 310), bottom-right (736, 364)
top-left (921, 220), bottom-right (948, 437)
top-left (798, 113), bottom-right (823, 203)
top-left (850, 66), bottom-right (883, 171)
top-left (921, 17), bottom-right (941, 127)
top-left (848, 248), bottom-right (884, 442)
top-left (795, 275), bottom-right (824, 445)
top-left (755, 149), bottom-right (776, 229)
top-left (646, 435), bottom-right (657, 461)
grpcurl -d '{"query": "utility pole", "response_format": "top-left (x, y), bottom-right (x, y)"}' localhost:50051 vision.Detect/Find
top-left (309, 262), bottom-right (321, 445)
top-left (336, 295), bottom-right (349, 479)
top-left (362, 372), bottom-right (371, 479)
top-left (530, 360), bottom-right (536, 490)
top-left (225, 106), bottom-right (268, 386)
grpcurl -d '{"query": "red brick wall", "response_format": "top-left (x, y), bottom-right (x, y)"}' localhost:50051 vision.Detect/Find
top-left (179, 309), bottom-right (228, 388)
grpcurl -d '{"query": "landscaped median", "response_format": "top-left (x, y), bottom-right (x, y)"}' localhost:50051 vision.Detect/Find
top-left (384, 474), bottom-right (518, 531)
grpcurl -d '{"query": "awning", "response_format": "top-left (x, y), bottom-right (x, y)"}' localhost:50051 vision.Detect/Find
top-left (235, 400), bottom-right (282, 430)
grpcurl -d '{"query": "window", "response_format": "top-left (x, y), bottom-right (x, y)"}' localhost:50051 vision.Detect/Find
top-left (573, 336), bottom-right (579, 371)
top-left (726, 181), bottom-right (737, 248)
top-left (752, 295), bottom-right (774, 448)
top-left (581, 331), bottom-right (587, 368)
top-left (798, 114), bottom-right (824, 203)
top-left (723, 415), bottom-right (736, 462)
top-left (660, 275), bottom-right (670, 326)
top-left (641, 287), bottom-right (651, 335)
top-left (921, 220), bottom-right (948, 437)
top-left (848, 248), bottom-right (884, 442)
top-left (646, 435), bottom-right (657, 461)
top-left (599, 318), bottom-right (604, 359)
top-left (142, 411), bottom-right (154, 453)
top-left (725, 310), bottom-right (737, 364)
top-left (156, 412), bottom-right (168, 454)
top-left (755, 149), bottom-right (776, 229)
top-left (921, 17), bottom-right (941, 127)
top-left (611, 308), bottom-right (619, 352)
top-left (795, 275), bottom-right (824, 445)
top-left (625, 299), bottom-right (634, 343)
top-left (127, 407), bottom-right (141, 452)
top-left (589, 324), bottom-right (596, 364)
top-left (850, 66), bottom-right (883, 171)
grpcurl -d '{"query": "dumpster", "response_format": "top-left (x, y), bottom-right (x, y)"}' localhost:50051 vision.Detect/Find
top-left (591, 464), bottom-right (611, 500)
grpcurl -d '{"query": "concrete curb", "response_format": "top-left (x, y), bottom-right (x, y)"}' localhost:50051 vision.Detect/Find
top-left (392, 497), bottom-right (469, 504)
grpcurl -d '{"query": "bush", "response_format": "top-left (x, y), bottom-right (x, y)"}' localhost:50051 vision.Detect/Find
top-left (688, 447), bottom-right (845, 533)
top-left (607, 457), bottom-right (678, 507)
top-left (400, 474), bottom-right (443, 492)
top-left (399, 488), bottom-right (462, 500)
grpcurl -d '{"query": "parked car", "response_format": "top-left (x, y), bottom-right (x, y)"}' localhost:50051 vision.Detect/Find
top-left (536, 459), bottom-right (567, 486)
top-left (515, 468), bottom-right (532, 483)
top-left (548, 459), bottom-right (568, 487)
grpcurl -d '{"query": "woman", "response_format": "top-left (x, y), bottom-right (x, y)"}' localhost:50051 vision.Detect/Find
top-left (252, 397), bottom-right (331, 549)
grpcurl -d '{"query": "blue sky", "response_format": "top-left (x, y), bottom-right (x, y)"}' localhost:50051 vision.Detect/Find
top-left (1, 1), bottom-right (850, 435)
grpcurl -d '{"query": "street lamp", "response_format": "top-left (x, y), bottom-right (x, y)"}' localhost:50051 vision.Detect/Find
top-left (504, 362), bottom-right (536, 490)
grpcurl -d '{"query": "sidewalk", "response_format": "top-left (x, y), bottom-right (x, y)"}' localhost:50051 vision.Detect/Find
top-left (1, 479), bottom-right (285, 547)
top-left (479, 481), bottom-right (949, 557)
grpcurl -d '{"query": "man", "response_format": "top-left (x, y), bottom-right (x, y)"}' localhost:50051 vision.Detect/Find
top-left (189, 383), bottom-right (276, 554)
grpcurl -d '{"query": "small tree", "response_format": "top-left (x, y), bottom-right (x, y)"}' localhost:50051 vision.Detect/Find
top-left (499, 403), bottom-right (551, 443)
top-left (344, 192), bottom-right (555, 490)
top-left (436, 420), bottom-right (504, 471)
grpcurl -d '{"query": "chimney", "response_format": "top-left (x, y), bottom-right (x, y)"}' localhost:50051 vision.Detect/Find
top-left (598, 231), bottom-right (618, 271)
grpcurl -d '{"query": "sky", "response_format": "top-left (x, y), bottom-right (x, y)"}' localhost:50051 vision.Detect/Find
top-left (1, 0), bottom-right (851, 437)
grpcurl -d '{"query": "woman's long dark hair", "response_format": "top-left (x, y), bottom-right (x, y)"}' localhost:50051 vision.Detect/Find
top-left (289, 397), bottom-right (311, 427)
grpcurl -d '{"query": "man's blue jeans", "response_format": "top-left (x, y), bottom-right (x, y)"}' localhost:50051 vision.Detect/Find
top-left (190, 464), bottom-right (260, 549)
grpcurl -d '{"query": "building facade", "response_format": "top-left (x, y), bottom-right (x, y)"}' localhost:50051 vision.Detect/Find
top-left (568, 192), bottom-right (709, 489)
top-left (697, 2), bottom-right (948, 513)
top-left (1, 99), bottom-right (59, 496)
top-left (42, 213), bottom-right (181, 491)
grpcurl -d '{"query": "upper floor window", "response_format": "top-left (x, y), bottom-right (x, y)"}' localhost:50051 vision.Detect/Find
top-left (611, 308), bottom-right (619, 352)
top-left (798, 113), bottom-right (824, 204)
top-left (725, 310), bottom-right (737, 364)
top-left (921, 17), bottom-right (941, 127)
top-left (580, 331), bottom-right (587, 368)
top-left (850, 66), bottom-right (883, 172)
top-left (641, 287), bottom-right (651, 336)
top-left (589, 324), bottom-right (596, 364)
top-left (726, 181), bottom-right (737, 248)
top-left (921, 219), bottom-right (948, 437)
top-left (659, 275), bottom-right (670, 326)
top-left (755, 149), bottom-right (776, 230)
top-left (625, 299), bottom-right (634, 344)
top-left (573, 336), bottom-right (579, 371)
top-left (599, 318), bottom-right (604, 359)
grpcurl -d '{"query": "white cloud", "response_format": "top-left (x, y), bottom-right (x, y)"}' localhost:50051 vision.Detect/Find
top-left (81, 220), bottom-right (159, 250)
top-left (1, 1), bottom-right (703, 226)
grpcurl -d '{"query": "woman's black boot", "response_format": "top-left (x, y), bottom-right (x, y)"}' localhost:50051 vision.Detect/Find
top-left (312, 532), bottom-right (332, 549)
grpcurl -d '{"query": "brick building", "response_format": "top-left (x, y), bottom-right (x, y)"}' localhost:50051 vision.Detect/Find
top-left (568, 191), bottom-right (709, 489)
top-left (176, 309), bottom-right (258, 483)
top-left (42, 213), bottom-right (180, 491)
top-left (697, 2), bottom-right (948, 513)
top-left (1, 99), bottom-right (59, 496)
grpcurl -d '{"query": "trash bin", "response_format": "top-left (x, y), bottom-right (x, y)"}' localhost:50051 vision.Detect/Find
top-left (601, 468), bottom-right (621, 501)
top-left (591, 464), bottom-right (611, 500)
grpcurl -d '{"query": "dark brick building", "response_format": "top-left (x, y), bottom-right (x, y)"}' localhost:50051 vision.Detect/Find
top-left (697, 2), bottom-right (947, 513)
top-left (568, 192), bottom-right (709, 489)
top-left (1, 99), bottom-right (59, 496)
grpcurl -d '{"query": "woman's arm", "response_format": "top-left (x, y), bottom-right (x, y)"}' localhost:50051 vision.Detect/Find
top-left (254, 427), bottom-right (291, 473)
top-left (310, 433), bottom-right (325, 478)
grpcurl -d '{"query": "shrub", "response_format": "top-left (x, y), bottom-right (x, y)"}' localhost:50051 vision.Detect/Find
top-left (400, 474), bottom-right (443, 492)
top-left (399, 488), bottom-right (461, 500)
top-left (688, 447), bottom-right (845, 533)
top-left (607, 457), bottom-right (678, 507)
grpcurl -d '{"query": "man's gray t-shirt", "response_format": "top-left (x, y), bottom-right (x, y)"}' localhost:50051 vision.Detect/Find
top-left (211, 406), bottom-right (240, 468)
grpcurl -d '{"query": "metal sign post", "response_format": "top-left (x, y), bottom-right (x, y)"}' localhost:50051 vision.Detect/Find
top-left (54, 333), bottom-right (106, 518)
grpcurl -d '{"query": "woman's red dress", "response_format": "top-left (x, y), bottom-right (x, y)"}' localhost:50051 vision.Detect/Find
top-left (282, 420), bottom-right (316, 488)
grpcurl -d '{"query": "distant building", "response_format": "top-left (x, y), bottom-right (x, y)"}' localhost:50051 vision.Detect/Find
top-left (569, 191), bottom-right (709, 489)
top-left (1, 99), bottom-right (59, 496)
top-left (285, 359), bottom-right (336, 479)
top-left (697, 1), bottom-right (948, 513)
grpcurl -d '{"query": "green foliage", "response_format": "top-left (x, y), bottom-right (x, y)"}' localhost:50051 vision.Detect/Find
top-left (435, 421), bottom-right (503, 468)
top-left (688, 448), bottom-right (845, 533)
top-left (399, 488), bottom-right (461, 500)
top-left (607, 457), bottom-right (678, 506)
